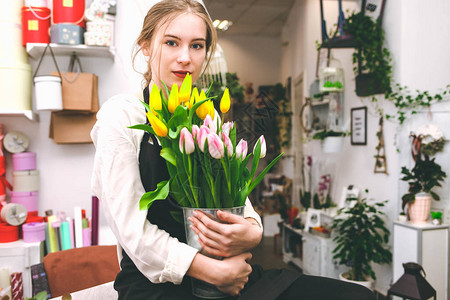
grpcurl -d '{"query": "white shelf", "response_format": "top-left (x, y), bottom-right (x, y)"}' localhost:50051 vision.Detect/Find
top-left (0, 110), bottom-right (39, 121)
top-left (282, 252), bottom-right (303, 269)
top-left (26, 43), bottom-right (115, 60)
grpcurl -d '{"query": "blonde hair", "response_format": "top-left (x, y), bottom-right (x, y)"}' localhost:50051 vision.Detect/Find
top-left (133, 0), bottom-right (217, 87)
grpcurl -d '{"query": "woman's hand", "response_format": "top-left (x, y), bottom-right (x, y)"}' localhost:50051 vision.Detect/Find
top-left (189, 210), bottom-right (263, 257)
top-left (187, 252), bottom-right (253, 297)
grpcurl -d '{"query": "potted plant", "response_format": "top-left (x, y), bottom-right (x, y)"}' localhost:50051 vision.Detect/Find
top-left (332, 189), bottom-right (392, 289)
top-left (312, 129), bottom-right (348, 153)
top-left (430, 211), bottom-right (442, 225)
top-left (400, 124), bottom-right (447, 223)
top-left (344, 12), bottom-right (392, 97)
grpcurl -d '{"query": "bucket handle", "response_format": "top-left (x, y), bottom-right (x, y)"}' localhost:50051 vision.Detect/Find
top-left (62, 52), bottom-right (83, 83)
top-left (32, 44), bottom-right (62, 83)
top-left (27, 5), bottom-right (51, 21)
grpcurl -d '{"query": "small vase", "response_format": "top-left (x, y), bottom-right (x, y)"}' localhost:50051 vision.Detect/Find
top-left (182, 206), bottom-right (244, 299)
top-left (408, 192), bottom-right (431, 224)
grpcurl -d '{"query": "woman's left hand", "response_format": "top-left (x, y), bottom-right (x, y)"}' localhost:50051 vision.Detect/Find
top-left (189, 210), bottom-right (263, 257)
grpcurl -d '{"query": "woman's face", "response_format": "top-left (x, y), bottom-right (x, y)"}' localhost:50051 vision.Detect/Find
top-left (144, 12), bottom-right (207, 89)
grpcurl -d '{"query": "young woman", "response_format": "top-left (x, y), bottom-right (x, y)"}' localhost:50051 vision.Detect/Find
top-left (91, 1), bottom-right (376, 299)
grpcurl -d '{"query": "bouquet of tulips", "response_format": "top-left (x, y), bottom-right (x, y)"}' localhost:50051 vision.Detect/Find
top-left (130, 74), bottom-right (283, 210)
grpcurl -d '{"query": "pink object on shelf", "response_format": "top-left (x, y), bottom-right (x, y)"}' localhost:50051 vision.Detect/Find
top-left (12, 152), bottom-right (36, 171)
top-left (22, 222), bottom-right (45, 243)
top-left (10, 191), bottom-right (38, 213)
top-left (82, 227), bottom-right (91, 247)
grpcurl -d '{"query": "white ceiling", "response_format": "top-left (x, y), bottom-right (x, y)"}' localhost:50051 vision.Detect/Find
top-left (204, 0), bottom-right (296, 37)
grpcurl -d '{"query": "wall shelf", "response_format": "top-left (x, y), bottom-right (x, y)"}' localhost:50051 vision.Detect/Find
top-left (0, 110), bottom-right (39, 121)
top-left (26, 43), bottom-right (115, 60)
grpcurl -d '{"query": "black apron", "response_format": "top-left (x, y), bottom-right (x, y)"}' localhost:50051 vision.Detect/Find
top-left (113, 86), bottom-right (300, 300)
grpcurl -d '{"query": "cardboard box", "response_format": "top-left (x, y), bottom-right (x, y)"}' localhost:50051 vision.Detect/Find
top-left (50, 24), bottom-right (85, 45)
top-left (50, 72), bottom-right (99, 112)
top-left (49, 111), bottom-right (97, 144)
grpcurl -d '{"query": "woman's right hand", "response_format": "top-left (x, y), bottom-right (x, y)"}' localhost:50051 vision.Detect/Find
top-left (215, 252), bottom-right (253, 296)
top-left (187, 252), bottom-right (252, 296)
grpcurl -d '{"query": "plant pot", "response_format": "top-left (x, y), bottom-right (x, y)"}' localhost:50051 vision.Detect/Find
top-left (408, 192), bottom-right (431, 224)
top-left (355, 73), bottom-right (387, 97)
top-left (339, 272), bottom-right (373, 290)
top-left (321, 137), bottom-right (344, 153)
top-left (183, 206), bottom-right (244, 299)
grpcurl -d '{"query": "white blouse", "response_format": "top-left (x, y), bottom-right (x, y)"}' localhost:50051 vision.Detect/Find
top-left (90, 94), bottom-right (263, 285)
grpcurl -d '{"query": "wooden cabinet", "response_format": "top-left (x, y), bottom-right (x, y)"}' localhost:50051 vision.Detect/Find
top-left (393, 221), bottom-right (448, 300)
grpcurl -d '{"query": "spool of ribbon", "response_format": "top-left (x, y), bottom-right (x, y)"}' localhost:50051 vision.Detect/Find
top-left (10, 272), bottom-right (23, 300)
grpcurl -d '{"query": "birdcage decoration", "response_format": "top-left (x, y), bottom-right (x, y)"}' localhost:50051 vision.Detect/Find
top-left (319, 56), bottom-right (344, 93)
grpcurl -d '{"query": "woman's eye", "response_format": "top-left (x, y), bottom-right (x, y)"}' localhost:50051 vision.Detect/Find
top-left (165, 40), bottom-right (177, 47)
top-left (192, 43), bottom-right (204, 50)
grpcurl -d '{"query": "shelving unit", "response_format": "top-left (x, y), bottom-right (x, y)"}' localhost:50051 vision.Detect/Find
top-left (0, 110), bottom-right (39, 122)
top-left (26, 43), bottom-right (116, 61)
top-left (282, 223), bottom-right (304, 270)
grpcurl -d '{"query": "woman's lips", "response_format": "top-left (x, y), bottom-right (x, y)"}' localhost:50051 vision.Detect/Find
top-left (173, 71), bottom-right (188, 78)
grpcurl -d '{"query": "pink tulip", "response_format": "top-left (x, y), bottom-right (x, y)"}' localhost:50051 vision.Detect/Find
top-left (179, 127), bottom-right (195, 154)
top-left (253, 135), bottom-right (266, 158)
top-left (197, 125), bottom-right (210, 151)
top-left (207, 133), bottom-right (224, 159)
top-left (222, 133), bottom-right (233, 157)
top-left (236, 139), bottom-right (248, 161)
top-left (222, 121), bottom-right (234, 136)
top-left (203, 114), bottom-right (217, 133)
top-left (191, 125), bottom-right (200, 140)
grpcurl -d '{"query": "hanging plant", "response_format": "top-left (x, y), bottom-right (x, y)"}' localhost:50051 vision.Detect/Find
top-left (344, 12), bottom-right (392, 97)
top-left (385, 84), bottom-right (450, 125)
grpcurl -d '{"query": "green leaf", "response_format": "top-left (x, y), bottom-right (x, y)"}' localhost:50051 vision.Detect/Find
top-left (248, 152), bottom-right (284, 194)
top-left (139, 180), bottom-right (170, 210)
top-left (168, 105), bottom-right (189, 130)
top-left (128, 124), bottom-right (156, 135)
top-left (161, 148), bottom-right (177, 166)
top-left (249, 140), bottom-right (261, 185)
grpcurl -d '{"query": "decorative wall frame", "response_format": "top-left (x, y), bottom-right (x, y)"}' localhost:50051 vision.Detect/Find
top-left (304, 208), bottom-right (321, 232)
top-left (351, 106), bottom-right (367, 145)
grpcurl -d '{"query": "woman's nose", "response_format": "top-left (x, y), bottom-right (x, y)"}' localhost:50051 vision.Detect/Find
top-left (177, 46), bottom-right (191, 64)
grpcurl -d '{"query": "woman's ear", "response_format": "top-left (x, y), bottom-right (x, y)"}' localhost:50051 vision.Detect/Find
top-left (141, 41), bottom-right (150, 57)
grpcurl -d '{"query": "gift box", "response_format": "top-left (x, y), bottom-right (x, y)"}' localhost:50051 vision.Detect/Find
top-left (12, 152), bottom-right (36, 171)
top-left (12, 170), bottom-right (40, 192)
top-left (50, 23), bottom-right (85, 45)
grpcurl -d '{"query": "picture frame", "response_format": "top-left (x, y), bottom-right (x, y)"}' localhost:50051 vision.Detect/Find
top-left (304, 209), bottom-right (321, 232)
top-left (351, 106), bottom-right (367, 145)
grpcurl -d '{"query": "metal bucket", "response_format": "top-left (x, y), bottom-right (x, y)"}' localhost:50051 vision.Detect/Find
top-left (183, 206), bottom-right (244, 299)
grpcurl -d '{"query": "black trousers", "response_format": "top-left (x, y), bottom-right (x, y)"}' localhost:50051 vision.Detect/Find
top-left (116, 265), bottom-right (376, 300)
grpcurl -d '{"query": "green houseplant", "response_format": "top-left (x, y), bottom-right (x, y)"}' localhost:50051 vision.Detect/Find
top-left (332, 190), bottom-right (392, 284)
top-left (400, 125), bottom-right (447, 222)
top-left (344, 12), bottom-right (392, 97)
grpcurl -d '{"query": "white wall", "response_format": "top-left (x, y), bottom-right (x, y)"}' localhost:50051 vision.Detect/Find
top-left (218, 35), bottom-right (282, 91)
top-left (282, 0), bottom-right (450, 294)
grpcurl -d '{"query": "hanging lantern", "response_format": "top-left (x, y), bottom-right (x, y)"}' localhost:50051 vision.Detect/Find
top-left (387, 262), bottom-right (436, 300)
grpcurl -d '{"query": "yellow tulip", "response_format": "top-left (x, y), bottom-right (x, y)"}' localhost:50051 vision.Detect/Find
top-left (168, 83), bottom-right (179, 113)
top-left (196, 90), bottom-right (209, 120)
top-left (188, 87), bottom-right (199, 109)
top-left (150, 83), bottom-right (162, 116)
top-left (220, 88), bottom-right (230, 114)
top-left (146, 112), bottom-right (168, 137)
top-left (179, 73), bottom-right (192, 103)
top-left (208, 100), bottom-right (215, 120)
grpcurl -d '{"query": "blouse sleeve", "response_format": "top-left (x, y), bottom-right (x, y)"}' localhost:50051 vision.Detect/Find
top-left (90, 95), bottom-right (198, 285)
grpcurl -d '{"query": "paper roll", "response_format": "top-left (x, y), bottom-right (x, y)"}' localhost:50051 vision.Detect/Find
top-left (0, 268), bottom-right (12, 299)
top-left (61, 221), bottom-right (72, 250)
top-left (10, 272), bottom-right (23, 300)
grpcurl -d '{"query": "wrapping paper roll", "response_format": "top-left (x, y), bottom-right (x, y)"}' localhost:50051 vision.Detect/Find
top-left (0, 268), bottom-right (12, 299)
top-left (0, 0), bottom-right (23, 24)
top-left (0, 23), bottom-right (28, 64)
top-left (10, 272), bottom-right (24, 300)
top-left (12, 170), bottom-right (40, 192)
top-left (0, 63), bottom-right (32, 111)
